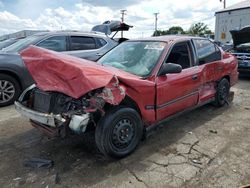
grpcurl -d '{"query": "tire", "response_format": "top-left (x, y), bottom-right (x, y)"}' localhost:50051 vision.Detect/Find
top-left (214, 78), bottom-right (230, 107)
top-left (0, 73), bottom-right (21, 107)
top-left (95, 106), bottom-right (143, 158)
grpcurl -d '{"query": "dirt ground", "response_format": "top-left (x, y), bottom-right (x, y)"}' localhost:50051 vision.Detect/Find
top-left (0, 77), bottom-right (249, 188)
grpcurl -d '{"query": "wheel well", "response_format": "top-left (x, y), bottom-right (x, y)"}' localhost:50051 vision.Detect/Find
top-left (0, 70), bottom-right (22, 89)
top-left (222, 75), bottom-right (230, 84)
top-left (87, 96), bottom-right (142, 132)
top-left (120, 96), bottom-right (142, 116)
top-left (102, 95), bottom-right (141, 117)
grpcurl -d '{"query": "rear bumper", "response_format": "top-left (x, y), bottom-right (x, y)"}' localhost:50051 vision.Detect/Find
top-left (238, 68), bottom-right (250, 73)
top-left (14, 101), bottom-right (66, 127)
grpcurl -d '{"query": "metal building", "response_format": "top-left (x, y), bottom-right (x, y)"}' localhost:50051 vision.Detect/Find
top-left (215, 0), bottom-right (250, 44)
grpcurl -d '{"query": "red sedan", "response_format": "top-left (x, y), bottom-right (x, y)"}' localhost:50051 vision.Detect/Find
top-left (15, 36), bottom-right (238, 158)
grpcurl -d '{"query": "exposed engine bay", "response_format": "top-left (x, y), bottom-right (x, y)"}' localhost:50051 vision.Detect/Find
top-left (16, 80), bottom-right (126, 137)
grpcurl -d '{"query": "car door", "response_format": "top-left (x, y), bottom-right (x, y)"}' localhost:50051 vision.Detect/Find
top-left (192, 39), bottom-right (222, 103)
top-left (156, 41), bottom-right (202, 121)
top-left (66, 35), bottom-right (107, 61)
top-left (36, 35), bottom-right (68, 52)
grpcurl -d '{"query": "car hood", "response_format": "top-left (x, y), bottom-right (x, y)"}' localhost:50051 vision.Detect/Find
top-left (20, 46), bottom-right (144, 99)
top-left (230, 27), bottom-right (250, 47)
top-left (0, 51), bottom-right (22, 65)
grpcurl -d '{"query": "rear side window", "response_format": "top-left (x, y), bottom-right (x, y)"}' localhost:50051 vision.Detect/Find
top-left (37, 36), bottom-right (67, 52)
top-left (193, 39), bottom-right (221, 65)
top-left (70, 36), bottom-right (96, 51)
top-left (95, 38), bottom-right (107, 48)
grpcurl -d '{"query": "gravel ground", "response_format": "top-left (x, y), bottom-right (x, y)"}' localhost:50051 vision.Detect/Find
top-left (0, 78), bottom-right (249, 188)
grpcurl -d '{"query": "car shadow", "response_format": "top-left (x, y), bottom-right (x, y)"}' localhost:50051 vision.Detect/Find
top-left (0, 103), bottom-right (231, 187)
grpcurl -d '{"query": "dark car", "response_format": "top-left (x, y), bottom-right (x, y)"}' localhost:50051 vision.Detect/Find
top-left (16, 36), bottom-right (238, 158)
top-left (0, 21), bottom-right (132, 107)
top-left (230, 26), bottom-right (250, 75)
top-left (0, 38), bottom-right (19, 50)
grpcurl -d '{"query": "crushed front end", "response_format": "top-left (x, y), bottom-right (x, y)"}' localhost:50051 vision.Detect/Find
top-left (15, 80), bottom-right (126, 137)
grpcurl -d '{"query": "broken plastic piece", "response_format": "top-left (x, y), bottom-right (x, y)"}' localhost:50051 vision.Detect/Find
top-left (23, 158), bottom-right (54, 168)
top-left (209, 130), bottom-right (218, 134)
top-left (191, 159), bottom-right (202, 165)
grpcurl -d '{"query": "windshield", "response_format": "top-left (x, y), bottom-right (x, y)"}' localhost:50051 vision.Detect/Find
top-left (2, 35), bottom-right (40, 53)
top-left (98, 41), bottom-right (166, 77)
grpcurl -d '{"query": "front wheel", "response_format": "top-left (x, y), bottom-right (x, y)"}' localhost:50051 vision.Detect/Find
top-left (214, 78), bottom-right (230, 107)
top-left (95, 106), bottom-right (143, 158)
top-left (0, 74), bottom-right (21, 107)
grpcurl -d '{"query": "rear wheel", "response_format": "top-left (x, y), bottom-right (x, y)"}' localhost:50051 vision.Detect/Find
top-left (0, 74), bottom-right (21, 107)
top-left (214, 78), bottom-right (230, 107)
top-left (95, 106), bottom-right (143, 158)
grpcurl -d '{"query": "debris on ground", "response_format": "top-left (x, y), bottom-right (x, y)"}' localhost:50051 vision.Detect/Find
top-left (23, 158), bottom-right (54, 168)
top-left (13, 177), bottom-right (22, 181)
top-left (191, 159), bottom-right (202, 165)
top-left (240, 184), bottom-right (250, 188)
top-left (209, 130), bottom-right (218, 134)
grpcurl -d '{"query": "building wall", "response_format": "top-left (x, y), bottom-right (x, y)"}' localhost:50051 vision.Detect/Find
top-left (215, 8), bottom-right (250, 44)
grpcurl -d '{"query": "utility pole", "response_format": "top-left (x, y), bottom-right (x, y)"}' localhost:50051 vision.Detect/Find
top-left (220, 0), bottom-right (226, 8)
top-left (154, 12), bottom-right (159, 34)
top-left (120, 9), bottom-right (127, 38)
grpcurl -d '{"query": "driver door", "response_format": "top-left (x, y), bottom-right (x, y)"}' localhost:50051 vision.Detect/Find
top-left (156, 41), bottom-right (202, 121)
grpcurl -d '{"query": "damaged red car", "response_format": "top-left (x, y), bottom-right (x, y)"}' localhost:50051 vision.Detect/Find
top-left (15, 36), bottom-right (238, 158)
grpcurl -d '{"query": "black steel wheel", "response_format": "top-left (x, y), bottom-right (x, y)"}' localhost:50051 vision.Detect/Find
top-left (0, 74), bottom-right (21, 107)
top-left (95, 106), bottom-right (143, 158)
top-left (214, 78), bottom-right (230, 107)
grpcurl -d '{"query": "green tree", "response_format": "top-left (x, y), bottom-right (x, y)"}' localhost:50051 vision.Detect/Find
top-left (153, 26), bottom-right (185, 36)
top-left (166, 26), bottom-right (185, 34)
top-left (188, 22), bottom-right (211, 36)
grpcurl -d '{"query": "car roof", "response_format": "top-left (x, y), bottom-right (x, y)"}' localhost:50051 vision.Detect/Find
top-left (130, 35), bottom-right (207, 43)
top-left (32, 31), bottom-right (108, 38)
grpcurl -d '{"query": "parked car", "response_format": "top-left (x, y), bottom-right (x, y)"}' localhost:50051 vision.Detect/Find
top-left (15, 36), bottom-right (238, 158)
top-left (230, 26), bottom-right (250, 75)
top-left (0, 38), bottom-right (19, 50)
top-left (0, 21), bottom-right (131, 107)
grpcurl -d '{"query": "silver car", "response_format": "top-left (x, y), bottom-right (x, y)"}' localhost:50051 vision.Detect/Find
top-left (0, 21), bottom-right (132, 106)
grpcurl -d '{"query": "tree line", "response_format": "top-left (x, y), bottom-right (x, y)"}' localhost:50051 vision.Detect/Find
top-left (153, 22), bottom-right (213, 36)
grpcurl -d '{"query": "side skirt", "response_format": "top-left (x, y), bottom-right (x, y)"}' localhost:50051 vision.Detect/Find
top-left (145, 97), bottom-right (215, 137)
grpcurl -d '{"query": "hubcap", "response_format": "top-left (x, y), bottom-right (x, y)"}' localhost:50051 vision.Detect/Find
top-left (112, 118), bottom-right (135, 149)
top-left (0, 80), bottom-right (15, 104)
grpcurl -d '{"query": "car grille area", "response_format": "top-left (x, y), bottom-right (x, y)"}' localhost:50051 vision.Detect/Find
top-left (33, 89), bottom-right (57, 113)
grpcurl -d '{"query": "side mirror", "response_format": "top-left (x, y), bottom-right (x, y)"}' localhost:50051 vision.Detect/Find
top-left (158, 63), bottom-right (182, 76)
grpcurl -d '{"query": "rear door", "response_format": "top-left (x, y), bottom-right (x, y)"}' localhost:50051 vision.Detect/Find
top-left (156, 41), bottom-right (202, 121)
top-left (192, 39), bottom-right (222, 102)
top-left (66, 35), bottom-right (108, 61)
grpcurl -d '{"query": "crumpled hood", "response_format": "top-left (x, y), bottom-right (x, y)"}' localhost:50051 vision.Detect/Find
top-left (20, 46), bottom-right (141, 99)
top-left (230, 26), bottom-right (250, 47)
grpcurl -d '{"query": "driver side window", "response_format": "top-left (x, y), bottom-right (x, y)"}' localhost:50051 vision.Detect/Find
top-left (165, 42), bottom-right (191, 69)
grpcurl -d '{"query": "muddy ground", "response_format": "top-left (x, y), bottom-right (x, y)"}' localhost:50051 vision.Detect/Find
top-left (0, 78), bottom-right (250, 188)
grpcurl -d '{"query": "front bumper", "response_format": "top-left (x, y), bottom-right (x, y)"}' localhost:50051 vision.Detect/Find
top-left (14, 101), bottom-right (66, 127)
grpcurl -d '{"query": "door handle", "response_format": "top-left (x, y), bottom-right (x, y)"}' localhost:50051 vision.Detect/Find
top-left (192, 75), bottom-right (198, 80)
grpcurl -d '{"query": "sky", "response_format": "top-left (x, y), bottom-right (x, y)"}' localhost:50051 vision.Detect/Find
top-left (0, 0), bottom-right (243, 38)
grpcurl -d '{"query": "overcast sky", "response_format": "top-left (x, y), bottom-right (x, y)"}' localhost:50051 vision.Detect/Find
top-left (0, 0), bottom-right (243, 38)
